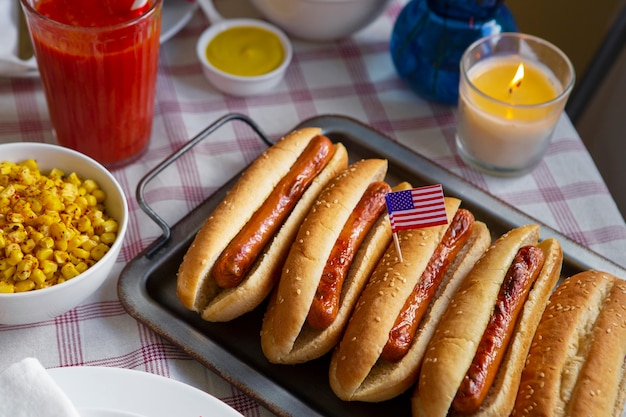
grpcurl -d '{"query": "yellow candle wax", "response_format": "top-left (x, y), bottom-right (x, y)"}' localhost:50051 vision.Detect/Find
top-left (469, 58), bottom-right (560, 121)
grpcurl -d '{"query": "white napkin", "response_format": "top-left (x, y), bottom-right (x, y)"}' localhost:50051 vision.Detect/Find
top-left (1, 1), bottom-right (38, 78)
top-left (0, 358), bottom-right (80, 417)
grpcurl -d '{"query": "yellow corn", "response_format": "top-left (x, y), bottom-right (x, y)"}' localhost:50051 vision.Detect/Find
top-left (75, 262), bottom-right (88, 274)
top-left (15, 279), bottom-right (36, 292)
top-left (15, 255), bottom-right (37, 281)
top-left (2, 266), bottom-right (16, 280)
top-left (39, 236), bottom-right (54, 249)
top-left (6, 243), bottom-right (23, 266)
top-left (53, 250), bottom-right (70, 264)
top-left (0, 160), bottom-right (118, 292)
top-left (76, 216), bottom-right (92, 233)
top-left (91, 243), bottom-right (110, 261)
top-left (82, 179), bottom-right (98, 193)
top-left (20, 238), bottom-right (36, 254)
top-left (81, 238), bottom-right (98, 253)
top-left (100, 232), bottom-right (117, 245)
top-left (40, 259), bottom-right (58, 278)
top-left (60, 263), bottom-right (80, 280)
top-left (0, 281), bottom-right (14, 293)
top-left (30, 268), bottom-right (46, 286)
top-left (6, 212), bottom-right (24, 223)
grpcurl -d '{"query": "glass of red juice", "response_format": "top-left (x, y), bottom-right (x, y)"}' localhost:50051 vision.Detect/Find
top-left (20, 0), bottom-right (162, 168)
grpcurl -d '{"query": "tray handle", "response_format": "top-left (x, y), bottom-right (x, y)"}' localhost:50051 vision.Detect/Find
top-left (136, 113), bottom-right (273, 258)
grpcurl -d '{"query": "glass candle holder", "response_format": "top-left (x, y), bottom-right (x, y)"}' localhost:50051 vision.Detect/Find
top-left (390, 0), bottom-right (517, 104)
top-left (455, 33), bottom-right (575, 176)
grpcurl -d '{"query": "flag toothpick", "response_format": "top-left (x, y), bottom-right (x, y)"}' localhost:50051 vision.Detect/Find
top-left (392, 232), bottom-right (403, 263)
top-left (385, 184), bottom-right (449, 263)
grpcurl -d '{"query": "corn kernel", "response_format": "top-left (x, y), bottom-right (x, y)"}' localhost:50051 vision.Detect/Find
top-left (75, 196), bottom-right (89, 210)
top-left (8, 228), bottom-right (27, 244)
top-left (40, 259), bottom-right (58, 277)
top-left (91, 243), bottom-right (110, 261)
top-left (53, 251), bottom-right (69, 264)
top-left (39, 236), bottom-right (54, 249)
top-left (66, 172), bottom-right (81, 187)
top-left (49, 167), bottom-right (64, 179)
top-left (20, 238), bottom-right (36, 254)
top-left (61, 263), bottom-right (80, 280)
top-left (44, 197), bottom-right (64, 212)
top-left (6, 243), bottom-right (23, 266)
top-left (15, 279), bottom-right (35, 292)
top-left (2, 266), bottom-right (16, 280)
top-left (30, 268), bottom-right (46, 286)
top-left (6, 212), bottom-right (24, 223)
top-left (92, 189), bottom-right (106, 203)
top-left (77, 216), bottom-right (92, 233)
top-left (85, 194), bottom-right (98, 207)
top-left (21, 159), bottom-right (39, 172)
top-left (82, 179), bottom-right (98, 193)
top-left (102, 219), bottom-right (118, 233)
top-left (71, 247), bottom-right (90, 260)
top-left (36, 247), bottom-right (54, 261)
top-left (15, 254), bottom-right (38, 281)
top-left (75, 262), bottom-right (88, 274)
top-left (81, 239), bottom-right (98, 252)
top-left (0, 281), bottom-right (14, 293)
top-left (100, 232), bottom-right (117, 245)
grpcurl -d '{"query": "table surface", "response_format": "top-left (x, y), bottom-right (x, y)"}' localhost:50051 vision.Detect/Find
top-left (2, 2), bottom-right (626, 416)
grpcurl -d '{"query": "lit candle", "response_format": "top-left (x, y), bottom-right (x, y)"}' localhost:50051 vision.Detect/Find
top-left (455, 33), bottom-right (575, 176)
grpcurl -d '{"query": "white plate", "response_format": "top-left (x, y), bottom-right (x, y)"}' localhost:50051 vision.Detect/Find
top-left (10, 0), bottom-right (196, 78)
top-left (161, 0), bottom-right (198, 43)
top-left (48, 366), bottom-right (243, 417)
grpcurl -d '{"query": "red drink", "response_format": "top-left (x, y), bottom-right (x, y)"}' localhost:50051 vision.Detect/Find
top-left (21, 0), bottom-right (162, 167)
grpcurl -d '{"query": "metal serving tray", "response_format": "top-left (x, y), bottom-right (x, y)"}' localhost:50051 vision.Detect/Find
top-left (118, 113), bottom-right (626, 417)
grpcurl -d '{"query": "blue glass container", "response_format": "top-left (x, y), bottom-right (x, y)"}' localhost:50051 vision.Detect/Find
top-left (390, 0), bottom-right (517, 104)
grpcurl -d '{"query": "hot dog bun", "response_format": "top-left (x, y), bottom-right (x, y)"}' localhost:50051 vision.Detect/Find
top-left (328, 198), bottom-right (491, 402)
top-left (412, 225), bottom-right (563, 417)
top-left (512, 270), bottom-right (626, 417)
top-left (260, 159), bottom-right (390, 364)
top-left (177, 128), bottom-right (348, 322)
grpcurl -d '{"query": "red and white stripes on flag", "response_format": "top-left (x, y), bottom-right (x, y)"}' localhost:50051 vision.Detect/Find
top-left (385, 184), bottom-right (448, 234)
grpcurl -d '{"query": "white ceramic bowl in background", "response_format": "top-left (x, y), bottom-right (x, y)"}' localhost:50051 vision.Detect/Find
top-left (249, 0), bottom-right (392, 42)
top-left (196, 18), bottom-right (293, 96)
top-left (0, 143), bottom-right (129, 325)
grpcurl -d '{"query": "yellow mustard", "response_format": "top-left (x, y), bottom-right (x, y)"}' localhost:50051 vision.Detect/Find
top-left (206, 26), bottom-right (285, 77)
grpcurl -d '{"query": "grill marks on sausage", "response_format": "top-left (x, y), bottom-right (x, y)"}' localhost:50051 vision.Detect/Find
top-left (212, 135), bottom-right (334, 289)
top-left (452, 245), bottom-right (545, 414)
top-left (381, 208), bottom-right (475, 363)
top-left (306, 181), bottom-right (392, 330)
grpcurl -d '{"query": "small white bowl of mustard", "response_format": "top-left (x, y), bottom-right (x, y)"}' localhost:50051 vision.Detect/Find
top-left (196, 18), bottom-right (293, 96)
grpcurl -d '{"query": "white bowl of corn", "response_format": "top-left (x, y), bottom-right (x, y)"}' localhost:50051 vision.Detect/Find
top-left (0, 142), bottom-right (128, 325)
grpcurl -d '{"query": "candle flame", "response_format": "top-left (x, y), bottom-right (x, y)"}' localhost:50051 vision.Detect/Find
top-left (508, 63), bottom-right (525, 93)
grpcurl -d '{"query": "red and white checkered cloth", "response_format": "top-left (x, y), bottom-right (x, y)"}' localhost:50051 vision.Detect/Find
top-left (1, 1), bottom-right (625, 416)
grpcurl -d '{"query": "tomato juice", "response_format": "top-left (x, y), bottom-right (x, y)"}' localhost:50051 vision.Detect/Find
top-left (21, 0), bottom-right (162, 167)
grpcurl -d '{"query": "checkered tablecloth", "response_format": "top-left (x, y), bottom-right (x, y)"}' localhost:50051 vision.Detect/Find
top-left (2, 1), bottom-right (626, 416)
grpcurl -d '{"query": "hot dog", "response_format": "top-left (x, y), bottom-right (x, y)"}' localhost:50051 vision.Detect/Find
top-left (260, 159), bottom-right (394, 364)
top-left (328, 198), bottom-right (491, 402)
top-left (512, 270), bottom-right (626, 417)
top-left (411, 224), bottom-right (563, 417)
top-left (306, 180), bottom-right (393, 330)
top-left (381, 207), bottom-right (477, 363)
top-left (177, 128), bottom-right (348, 322)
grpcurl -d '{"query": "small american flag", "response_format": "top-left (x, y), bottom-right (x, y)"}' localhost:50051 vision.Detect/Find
top-left (385, 185), bottom-right (448, 234)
